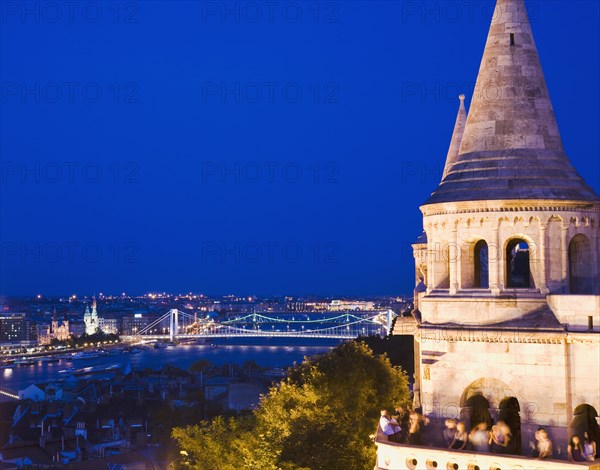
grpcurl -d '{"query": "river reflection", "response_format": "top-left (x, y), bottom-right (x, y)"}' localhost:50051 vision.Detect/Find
top-left (2, 337), bottom-right (342, 392)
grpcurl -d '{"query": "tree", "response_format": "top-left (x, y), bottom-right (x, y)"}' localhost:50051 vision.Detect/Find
top-left (172, 341), bottom-right (410, 469)
top-left (172, 415), bottom-right (273, 470)
top-left (258, 341), bottom-right (410, 469)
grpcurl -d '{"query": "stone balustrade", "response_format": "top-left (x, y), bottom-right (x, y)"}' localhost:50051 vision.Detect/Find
top-left (375, 438), bottom-right (597, 470)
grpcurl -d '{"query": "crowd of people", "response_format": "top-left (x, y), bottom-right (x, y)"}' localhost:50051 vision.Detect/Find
top-left (567, 432), bottom-right (597, 463)
top-left (379, 409), bottom-right (598, 463)
top-left (379, 407), bottom-right (429, 446)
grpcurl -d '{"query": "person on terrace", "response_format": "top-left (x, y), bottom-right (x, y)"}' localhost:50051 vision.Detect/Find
top-left (379, 409), bottom-right (402, 443)
top-left (443, 419), bottom-right (457, 447)
top-left (535, 428), bottom-right (553, 459)
top-left (568, 435), bottom-right (586, 463)
top-left (449, 422), bottom-right (468, 450)
top-left (583, 431), bottom-right (597, 461)
top-left (469, 421), bottom-right (490, 453)
top-left (407, 411), bottom-right (423, 445)
top-left (490, 421), bottom-right (512, 454)
top-left (393, 405), bottom-right (410, 443)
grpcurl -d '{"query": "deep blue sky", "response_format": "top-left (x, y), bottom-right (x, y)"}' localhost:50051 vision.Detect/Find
top-left (1, 0), bottom-right (599, 297)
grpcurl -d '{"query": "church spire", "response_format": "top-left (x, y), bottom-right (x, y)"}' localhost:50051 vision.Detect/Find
top-left (85, 296), bottom-right (99, 335)
top-left (441, 94), bottom-right (467, 181)
top-left (424, 0), bottom-right (599, 205)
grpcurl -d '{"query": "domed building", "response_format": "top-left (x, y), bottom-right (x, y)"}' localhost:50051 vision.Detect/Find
top-left (383, 0), bottom-right (599, 467)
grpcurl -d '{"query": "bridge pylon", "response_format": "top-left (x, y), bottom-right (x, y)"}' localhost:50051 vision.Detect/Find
top-left (169, 309), bottom-right (179, 341)
top-left (386, 309), bottom-right (393, 334)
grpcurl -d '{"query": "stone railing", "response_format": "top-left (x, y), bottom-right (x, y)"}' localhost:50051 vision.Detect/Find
top-left (393, 315), bottom-right (418, 336)
top-left (375, 438), bottom-right (597, 470)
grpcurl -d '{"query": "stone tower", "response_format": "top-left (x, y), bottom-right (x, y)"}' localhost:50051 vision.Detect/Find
top-left (404, 0), bottom-right (600, 454)
top-left (84, 297), bottom-right (99, 335)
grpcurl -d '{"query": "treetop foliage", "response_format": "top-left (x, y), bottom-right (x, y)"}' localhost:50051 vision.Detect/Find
top-left (173, 341), bottom-right (410, 470)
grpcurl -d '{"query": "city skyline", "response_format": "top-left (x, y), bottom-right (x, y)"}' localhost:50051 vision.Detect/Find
top-left (2, 1), bottom-right (599, 296)
top-left (1, 2), bottom-right (599, 468)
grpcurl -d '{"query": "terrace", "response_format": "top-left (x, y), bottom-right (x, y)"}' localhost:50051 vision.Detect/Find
top-left (375, 433), bottom-right (597, 470)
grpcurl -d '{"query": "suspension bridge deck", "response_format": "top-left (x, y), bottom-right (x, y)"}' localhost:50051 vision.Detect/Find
top-left (129, 309), bottom-right (395, 342)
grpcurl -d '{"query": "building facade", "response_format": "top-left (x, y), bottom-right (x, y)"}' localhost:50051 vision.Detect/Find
top-left (98, 316), bottom-right (121, 335)
top-left (122, 314), bottom-right (156, 336)
top-left (0, 314), bottom-right (34, 343)
top-left (51, 318), bottom-right (70, 341)
top-left (328, 300), bottom-right (375, 311)
top-left (392, 0), bottom-right (600, 460)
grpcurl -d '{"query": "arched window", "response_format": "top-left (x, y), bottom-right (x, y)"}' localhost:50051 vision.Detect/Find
top-left (464, 394), bottom-right (492, 430)
top-left (570, 404), bottom-right (600, 451)
top-left (499, 397), bottom-right (521, 455)
top-left (506, 239), bottom-right (532, 288)
top-left (474, 240), bottom-right (489, 288)
top-left (569, 234), bottom-right (594, 294)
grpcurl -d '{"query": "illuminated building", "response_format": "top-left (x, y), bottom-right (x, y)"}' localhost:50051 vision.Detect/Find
top-left (84, 296), bottom-right (99, 335)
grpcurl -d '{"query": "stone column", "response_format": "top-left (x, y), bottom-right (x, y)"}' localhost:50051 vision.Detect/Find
top-left (449, 224), bottom-right (459, 295)
top-left (592, 226), bottom-right (600, 293)
top-left (538, 224), bottom-right (549, 294)
top-left (489, 223), bottom-right (501, 295)
top-left (561, 225), bottom-right (569, 293)
top-left (413, 334), bottom-right (422, 409)
top-left (564, 335), bottom-right (573, 427)
top-left (426, 238), bottom-right (434, 294)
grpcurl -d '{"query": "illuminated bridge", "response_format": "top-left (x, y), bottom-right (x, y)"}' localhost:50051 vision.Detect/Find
top-left (124, 309), bottom-right (395, 342)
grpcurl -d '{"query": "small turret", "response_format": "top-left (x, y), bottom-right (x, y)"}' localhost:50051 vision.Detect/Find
top-left (440, 94), bottom-right (467, 181)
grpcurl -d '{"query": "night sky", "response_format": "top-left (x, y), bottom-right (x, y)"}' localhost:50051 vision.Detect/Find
top-left (1, 0), bottom-right (599, 297)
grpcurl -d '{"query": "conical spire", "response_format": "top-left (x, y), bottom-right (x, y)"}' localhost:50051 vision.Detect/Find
top-left (459, 0), bottom-right (561, 154)
top-left (441, 95), bottom-right (467, 181)
top-left (426, 0), bottom-right (599, 205)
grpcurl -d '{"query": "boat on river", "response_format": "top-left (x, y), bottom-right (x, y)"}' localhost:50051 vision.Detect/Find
top-left (39, 357), bottom-right (59, 363)
top-left (72, 352), bottom-right (100, 360)
top-left (72, 363), bottom-right (120, 376)
top-left (14, 358), bottom-right (35, 366)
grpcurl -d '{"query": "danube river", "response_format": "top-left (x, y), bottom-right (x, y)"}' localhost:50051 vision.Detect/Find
top-left (1, 337), bottom-right (343, 393)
